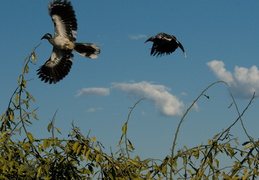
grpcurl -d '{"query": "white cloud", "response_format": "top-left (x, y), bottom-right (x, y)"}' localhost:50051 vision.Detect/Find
top-left (86, 107), bottom-right (103, 113)
top-left (207, 60), bottom-right (259, 98)
top-left (87, 108), bottom-right (96, 113)
top-left (141, 111), bottom-right (147, 116)
top-left (76, 88), bottom-right (110, 97)
top-left (128, 34), bottom-right (147, 40)
top-left (207, 61), bottom-right (234, 83)
top-left (112, 81), bottom-right (184, 116)
top-left (191, 103), bottom-right (200, 112)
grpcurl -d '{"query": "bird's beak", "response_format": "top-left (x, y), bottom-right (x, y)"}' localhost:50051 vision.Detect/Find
top-left (41, 35), bottom-right (46, 40)
top-left (41, 34), bottom-right (50, 40)
top-left (145, 37), bottom-right (153, 43)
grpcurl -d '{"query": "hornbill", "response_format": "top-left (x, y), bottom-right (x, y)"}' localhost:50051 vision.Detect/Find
top-left (145, 32), bottom-right (186, 57)
top-left (38, 0), bottom-right (100, 84)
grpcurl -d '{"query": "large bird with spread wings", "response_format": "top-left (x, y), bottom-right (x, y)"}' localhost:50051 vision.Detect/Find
top-left (38, 0), bottom-right (100, 84)
top-left (145, 32), bottom-right (186, 57)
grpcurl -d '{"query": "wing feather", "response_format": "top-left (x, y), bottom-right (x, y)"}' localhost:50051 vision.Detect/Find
top-left (49, 0), bottom-right (77, 41)
top-left (37, 48), bottom-right (73, 84)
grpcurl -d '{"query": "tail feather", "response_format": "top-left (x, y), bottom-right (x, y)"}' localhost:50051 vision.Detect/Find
top-left (74, 43), bottom-right (100, 59)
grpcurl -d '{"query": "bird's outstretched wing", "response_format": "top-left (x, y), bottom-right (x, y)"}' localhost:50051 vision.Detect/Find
top-left (37, 48), bottom-right (73, 84)
top-left (49, 0), bottom-right (77, 41)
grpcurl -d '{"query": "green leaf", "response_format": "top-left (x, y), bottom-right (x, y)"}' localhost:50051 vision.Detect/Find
top-left (22, 79), bottom-right (27, 87)
top-left (31, 51), bottom-right (37, 61)
top-left (187, 169), bottom-right (193, 176)
top-left (82, 145), bottom-right (88, 156)
top-left (55, 127), bottom-right (62, 134)
top-left (193, 150), bottom-right (199, 159)
top-left (213, 133), bottom-right (220, 139)
top-left (25, 91), bottom-right (31, 99)
top-left (27, 132), bottom-right (34, 142)
top-left (93, 146), bottom-right (100, 152)
top-left (95, 154), bottom-right (100, 164)
top-left (23, 99), bottom-right (30, 109)
top-left (127, 144), bottom-right (135, 150)
top-left (117, 141), bottom-right (124, 147)
top-left (244, 144), bottom-right (253, 150)
top-left (24, 56), bottom-right (29, 62)
top-left (47, 122), bottom-right (53, 132)
top-left (8, 108), bottom-right (14, 121)
top-left (122, 123), bottom-right (127, 135)
top-left (127, 139), bottom-right (135, 150)
top-left (14, 92), bottom-right (20, 104)
top-left (1, 130), bottom-right (10, 138)
top-left (43, 139), bottom-right (50, 149)
top-left (73, 142), bottom-right (80, 153)
top-left (128, 159), bottom-right (140, 167)
top-left (85, 149), bottom-right (91, 162)
top-left (76, 144), bottom-right (82, 155)
top-left (32, 113), bottom-right (39, 120)
top-left (24, 64), bottom-right (29, 73)
top-left (36, 166), bottom-right (42, 178)
top-left (31, 96), bottom-right (36, 102)
top-left (91, 136), bottom-right (96, 142)
top-left (207, 139), bottom-right (211, 145)
top-left (17, 76), bottom-right (21, 84)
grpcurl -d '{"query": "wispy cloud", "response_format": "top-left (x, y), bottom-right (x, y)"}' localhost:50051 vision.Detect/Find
top-left (76, 88), bottom-right (110, 97)
top-left (128, 34), bottom-right (147, 40)
top-left (86, 107), bottom-right (103, 113)
top-left (112, 81), bottom-right (184, 116)
top-left (207, 60), bottom-right (259, 98)
top-left (87, 108), bottom-right (96, 113)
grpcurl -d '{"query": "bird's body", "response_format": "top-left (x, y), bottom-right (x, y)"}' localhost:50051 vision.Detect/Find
top-left (145, 32), bottom-right (186, 57)
top-left (50, 36), bottom-right (75, 50)
top-left (38, 0), bottom-right (100, 84)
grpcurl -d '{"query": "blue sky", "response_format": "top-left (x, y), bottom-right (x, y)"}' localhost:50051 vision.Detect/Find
top-left (1, 0), bottom-right (259, 160)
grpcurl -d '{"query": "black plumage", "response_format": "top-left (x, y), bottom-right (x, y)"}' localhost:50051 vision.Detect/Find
top-left (145, 32), bottom-right (186, 57)
top-left (38, 0), bottom-right (100, 84)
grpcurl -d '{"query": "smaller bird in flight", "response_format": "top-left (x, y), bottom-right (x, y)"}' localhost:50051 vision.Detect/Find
top-left (145, 32), bottom-right (186, 57)
top-left (38, 0), bottom-right (100, 84)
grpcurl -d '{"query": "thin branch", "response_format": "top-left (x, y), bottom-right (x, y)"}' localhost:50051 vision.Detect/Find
top-left (170, 81), bottom-right (228, 179)
top-left (123, 98), bottom-right (145, 158)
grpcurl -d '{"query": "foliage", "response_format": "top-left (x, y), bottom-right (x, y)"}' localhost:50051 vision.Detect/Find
top-left (0, 46), bottom-right (259, 179)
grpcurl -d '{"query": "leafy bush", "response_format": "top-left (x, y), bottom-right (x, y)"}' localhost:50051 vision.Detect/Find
top-left (0, 47), bottom-right (258, 179)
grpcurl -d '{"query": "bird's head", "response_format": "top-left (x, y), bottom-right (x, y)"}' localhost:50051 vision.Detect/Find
top-left (145, 37), bottom-right (155, 43)
top-left (41, 33), bottom-right (52, 40)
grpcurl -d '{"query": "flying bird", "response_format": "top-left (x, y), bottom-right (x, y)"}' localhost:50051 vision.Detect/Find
top-left (38, 0), bottom-right (100, 84)
top-left (145, 32), bottom-right (186, 57)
